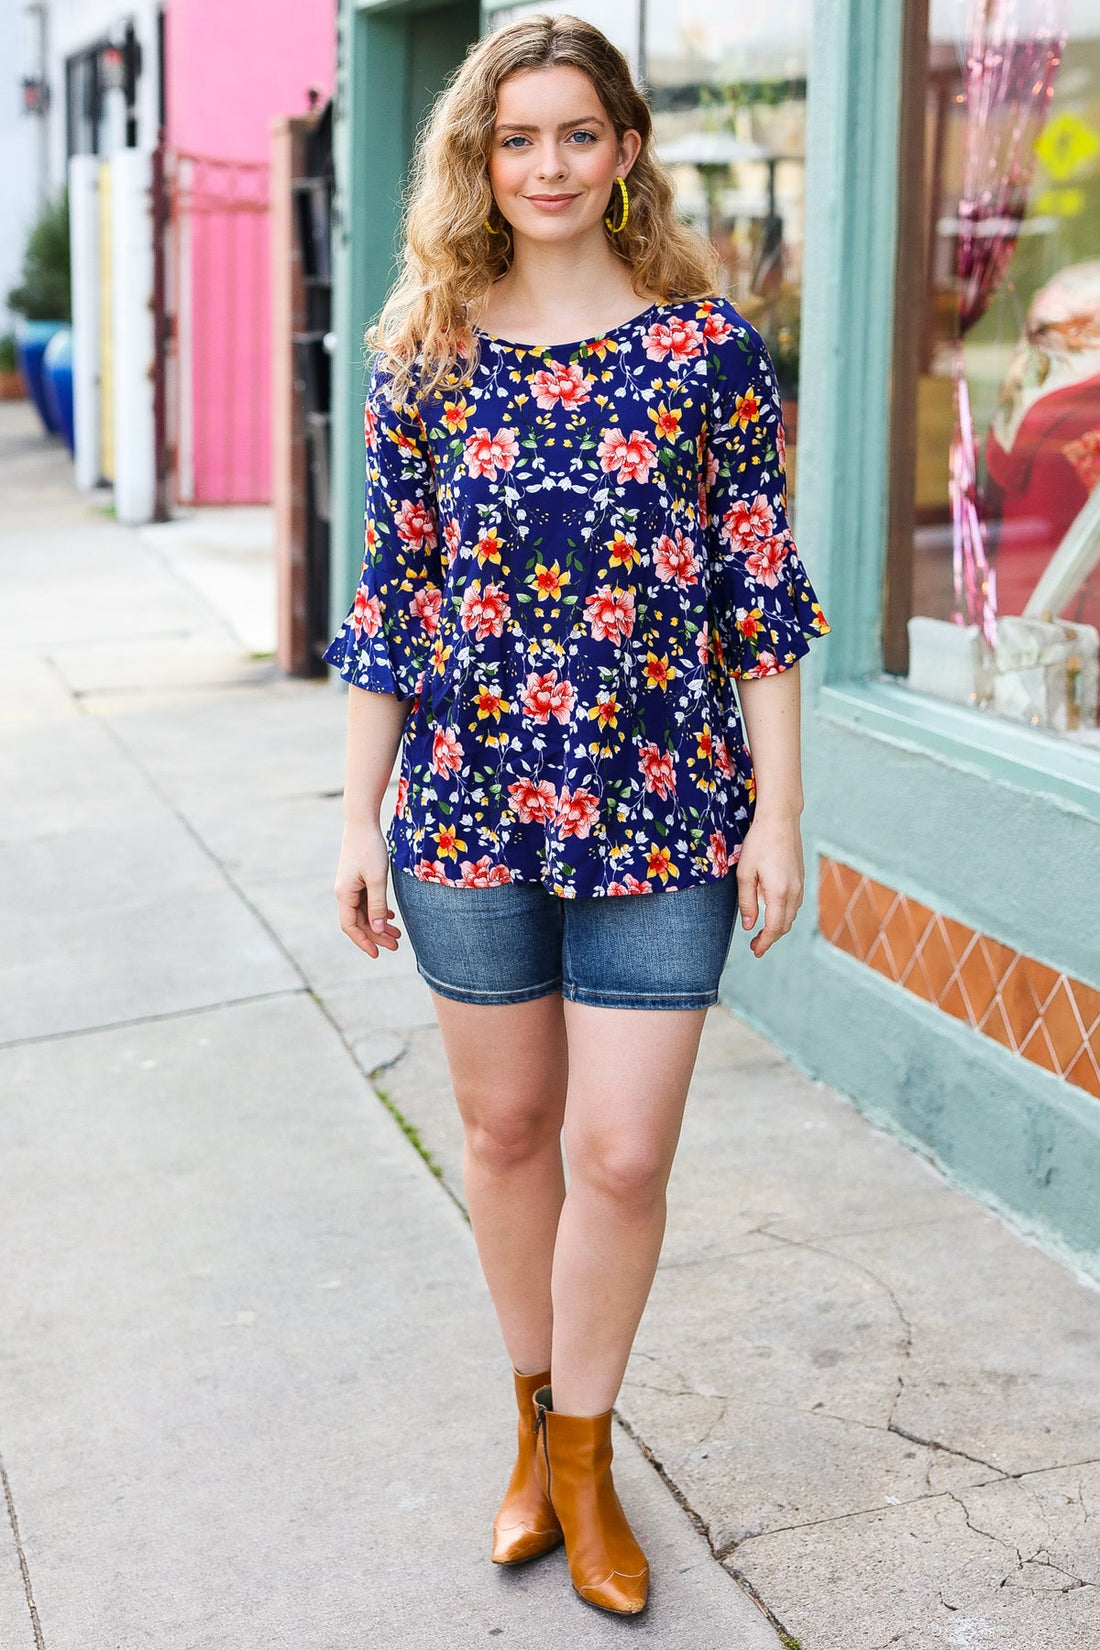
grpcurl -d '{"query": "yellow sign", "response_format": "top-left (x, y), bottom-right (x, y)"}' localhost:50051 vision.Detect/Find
top-left (1034, 112), bottom-right (1100, 183)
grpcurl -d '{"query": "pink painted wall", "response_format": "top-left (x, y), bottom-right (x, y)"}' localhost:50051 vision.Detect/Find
top-left (165, 0), bottom-right (334, 503)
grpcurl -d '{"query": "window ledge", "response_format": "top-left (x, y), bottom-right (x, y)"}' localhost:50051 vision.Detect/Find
top-left (817, 677), bottom-right (1100, 822)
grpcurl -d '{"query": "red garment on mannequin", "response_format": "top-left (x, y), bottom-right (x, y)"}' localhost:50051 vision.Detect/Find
top-left (985, 371), bottom-right (1100, 627)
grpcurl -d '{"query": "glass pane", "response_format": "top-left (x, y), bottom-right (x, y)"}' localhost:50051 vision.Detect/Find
top-left (645, 0), bottom-right (812, 495)
top-left (903, 0), bottom-right (1100, 740)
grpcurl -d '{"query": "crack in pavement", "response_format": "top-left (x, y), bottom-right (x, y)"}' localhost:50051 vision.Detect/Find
top-left (0, 1446), bottom-right (45, 1649)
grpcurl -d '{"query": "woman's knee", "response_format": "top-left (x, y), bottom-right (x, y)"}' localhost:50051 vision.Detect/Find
top-left (565, 1129), bottom-right (669, 1213)
top-left (461, 1093), bottom-right (563, 1175)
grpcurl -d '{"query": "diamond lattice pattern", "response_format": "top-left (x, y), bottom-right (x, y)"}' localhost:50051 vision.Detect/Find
top-left (818, 858), bottom-right (1100, 1099)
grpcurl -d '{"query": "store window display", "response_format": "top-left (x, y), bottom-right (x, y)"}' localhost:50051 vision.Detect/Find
top-left (897, 0), bottom-right (1100, 740)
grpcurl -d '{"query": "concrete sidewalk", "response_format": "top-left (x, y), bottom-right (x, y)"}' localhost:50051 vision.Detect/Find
top-left (1, 400), bottom-right (1097, 1650)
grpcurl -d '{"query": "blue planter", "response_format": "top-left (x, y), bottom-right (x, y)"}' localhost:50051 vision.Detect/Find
top-left (15, 319), bottom-right (66, 435)
top-left (42, 327), bottom-right (75, 453)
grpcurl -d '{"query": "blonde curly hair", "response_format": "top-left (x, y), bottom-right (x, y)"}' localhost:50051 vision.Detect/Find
top-left (370, 12), bottom-right (722, 401)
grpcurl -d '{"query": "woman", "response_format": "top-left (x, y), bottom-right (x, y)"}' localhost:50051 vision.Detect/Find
top-left (328, 13), bottom-right (828, 1617)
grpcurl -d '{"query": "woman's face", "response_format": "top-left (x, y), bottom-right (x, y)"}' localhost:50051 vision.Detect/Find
top-left (488, 63), bottom-right (640, 246)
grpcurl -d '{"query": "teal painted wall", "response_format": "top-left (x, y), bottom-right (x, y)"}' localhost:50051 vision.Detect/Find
top-left (331, 0), bottom-right (479, 636)
top-left (722, 0), bottom-right (1100, 1277)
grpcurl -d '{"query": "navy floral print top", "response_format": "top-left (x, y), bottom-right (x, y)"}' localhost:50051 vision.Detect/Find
top-left (325, 297), bottom-right (829, 898)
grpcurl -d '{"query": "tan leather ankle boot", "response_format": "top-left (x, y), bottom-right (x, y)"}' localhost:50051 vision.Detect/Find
top-left (491, 1368), bottom-right (564, 1564)
top-left (533, 1386), bottom-right (649, 1615)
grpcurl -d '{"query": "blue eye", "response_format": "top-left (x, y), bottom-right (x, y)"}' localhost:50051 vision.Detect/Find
top-left (501, 135), bottom-right (530, 150)
top-left (568, 131), bottom-right (597, 144)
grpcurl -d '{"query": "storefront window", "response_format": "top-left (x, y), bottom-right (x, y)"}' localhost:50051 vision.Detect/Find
top-left (894, 0), bottom-right (1100, 742)
top-left (485, 0), bottom-right (812, 495)
top-left (645, 1), bottom-right (811, 494)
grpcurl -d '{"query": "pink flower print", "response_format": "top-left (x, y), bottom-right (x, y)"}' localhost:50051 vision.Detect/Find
top-left (700, 308), bottom-right (734, 346)
top-left (608, 874), bottom-right (651, 895)
top-left (721, 494), bottom-right (775, 551)
top-left (642, 316), bottom-right (703, 363)
top-left (745, 533), bottom-right (790, 589)
top-left (530, 360), bottom-right (593, 410)
top-left (395, 499), bottom-right (437, 551)
top-left (508, 777), bottom-right (558, 824)
top-left (351, 589), bottom-right (381, 638)
top-left (584, 587), bottom-right (635, 646)
top-left (714, 739), bottom-right (733, 778)
top-left (707, 832), bottom-right (729, 876)
top-left (555, 786), bottom-right (599, 839)
top-left (457, 857), bottom-right (513, 888)
top-left (414, 859), bottom-right (450, 884)
top-left (697, 623), bottom-right (710, 667)
top-left (596, 428), bottom-right (658, 485)
top-left (521, 670), bottom-right (576, 725)
top-left (459, 581), bottom-right (510, 640)
top-left (464, 426), bottom-right (519, 480)
top-left (638, 743), bottom-right (675, 800)
top-left (777, 421), bottom-right (787, 470)
top-left (747, 651), bottom-right (781, 677)
top-left (443, 517), bottom-right (461, 565)
top-left (431, 726), bottom-right (464, 778)
top-left (395, 775), bottom-right (408, 819)
top-left (653, 529), bottom-right (699, 588)
top-left (363, 402), bottom-right (379, 450)
top-left (409, 585), bottom-right (442, 635)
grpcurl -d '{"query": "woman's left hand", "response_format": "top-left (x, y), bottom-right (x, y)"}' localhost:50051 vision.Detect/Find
top-left (735, 809), bottom-right (805, 959)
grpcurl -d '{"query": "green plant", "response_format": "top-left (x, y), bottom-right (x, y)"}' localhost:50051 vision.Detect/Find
top-left (7, 192), bottom-right (71, 321)
top-left (0, 334), bottom-right (16, 373)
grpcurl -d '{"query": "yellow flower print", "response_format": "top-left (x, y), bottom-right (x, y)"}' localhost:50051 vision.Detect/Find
top-left (431, 637), bottom-right (452, 676)
top-left (645, 845), bottom-right (678, 882)
top-left (644, 652), bottom-right (675, 690)
top-left (606, 531), bottom-right (640, 570)
top-left (476, 528), bottom-right (503, 566)
top-left (442, 398), bottom-right (470, 433)
top-left (531, 560), bottom-right (569, 599)
top-left (732, 385), bottom-right (761, 430)
top-left (648, 401), bottom-right (682, 441)
top-left (432, 825), bottom-right (467, 860)
top-left (588, 691), bottom-right (620, 729)
top-left (474, 684), bottom-right (509, 721)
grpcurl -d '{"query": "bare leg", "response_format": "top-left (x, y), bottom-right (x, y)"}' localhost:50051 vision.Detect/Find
top-left (551, 1002), bottom-right (707, 1416)
top-left (431, 991), bottom-right (569, 1375)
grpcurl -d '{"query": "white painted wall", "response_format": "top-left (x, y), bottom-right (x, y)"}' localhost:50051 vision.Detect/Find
top-left (0, 0), bottom-right (44, 332)
top-left (46, 0), bottom-right (162, 191)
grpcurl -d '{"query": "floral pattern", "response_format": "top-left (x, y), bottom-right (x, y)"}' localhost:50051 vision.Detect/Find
top-left (325, 298), bottom-right (829, 897)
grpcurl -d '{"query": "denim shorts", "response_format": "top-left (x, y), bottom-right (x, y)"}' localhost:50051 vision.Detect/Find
top-left (390, 868), bottom-right (740, 1011)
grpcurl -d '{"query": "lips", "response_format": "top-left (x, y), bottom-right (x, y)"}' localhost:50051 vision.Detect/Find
top-left (525, 194), bottom-right (579, 205)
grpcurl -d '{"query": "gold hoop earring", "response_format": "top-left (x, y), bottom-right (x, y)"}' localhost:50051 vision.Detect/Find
top-left (604, 177), bottom-right (629, 235)
top-left (484, 215), bottom-right (506, 235)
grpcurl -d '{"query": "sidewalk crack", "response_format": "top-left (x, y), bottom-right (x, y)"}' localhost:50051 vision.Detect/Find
top-left (1, 1447), bottom-right (46, 1649)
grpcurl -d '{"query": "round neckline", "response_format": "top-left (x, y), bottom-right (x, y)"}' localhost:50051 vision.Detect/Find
top-left (471, 298), bottom-right (671, 354)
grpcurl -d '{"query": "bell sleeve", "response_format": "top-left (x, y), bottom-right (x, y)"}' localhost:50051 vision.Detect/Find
top-left (323, 362), bottom-right (444, 699)
top-left (705, 326), bottom-right (829, 679)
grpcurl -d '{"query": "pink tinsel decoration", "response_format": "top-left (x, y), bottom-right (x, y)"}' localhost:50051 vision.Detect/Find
top-left (951, 0), bottom-right (1065, 646)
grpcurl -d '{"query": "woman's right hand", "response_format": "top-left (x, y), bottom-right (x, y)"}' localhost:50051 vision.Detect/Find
top-left (335, 823), bottom-right (402, 957)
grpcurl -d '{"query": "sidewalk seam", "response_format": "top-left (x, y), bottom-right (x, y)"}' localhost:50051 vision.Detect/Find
top-left (0, 987), bottom-right (309, 1053)
top-left (0, 1449), bottom-right (46, 1650)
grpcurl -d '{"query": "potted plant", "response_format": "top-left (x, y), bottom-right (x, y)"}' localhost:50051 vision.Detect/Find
top-left (0, 334), bottom-right (23, 400)
top-left (7, 191), bottom-right (71, 437)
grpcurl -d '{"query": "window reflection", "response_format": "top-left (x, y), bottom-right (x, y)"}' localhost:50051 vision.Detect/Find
top-left (646, 1), bottom-right (811, 489)
top-left (903, 0), bottom-right (1100, 739)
